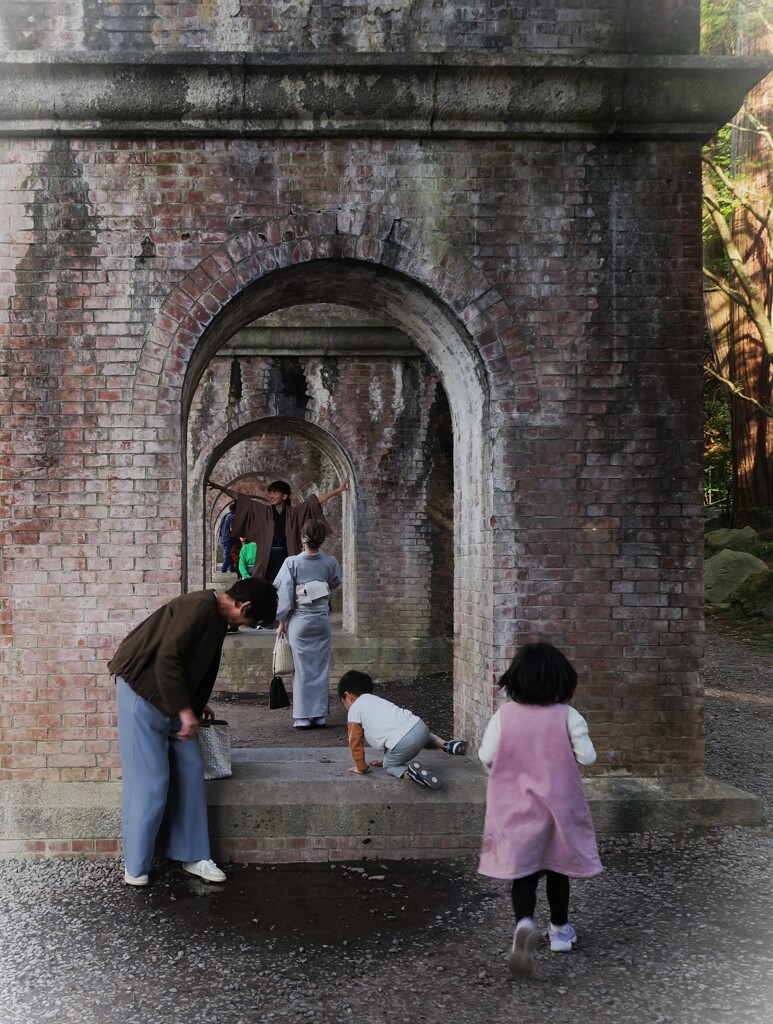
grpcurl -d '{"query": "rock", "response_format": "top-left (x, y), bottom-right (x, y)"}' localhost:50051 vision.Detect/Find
top-left (730, 569), bottom-right (773, 620)
top-left (705, 526), bottom-right (759, 552)
top-left (704, 548), bottom-right (769, 605)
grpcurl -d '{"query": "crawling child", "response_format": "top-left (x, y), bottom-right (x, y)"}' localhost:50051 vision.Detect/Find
top-left (338, 670), bottom-right (467, 790)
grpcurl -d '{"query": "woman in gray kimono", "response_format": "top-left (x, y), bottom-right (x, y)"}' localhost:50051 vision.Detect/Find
top-left (274, 519), bottom-right (342, 730)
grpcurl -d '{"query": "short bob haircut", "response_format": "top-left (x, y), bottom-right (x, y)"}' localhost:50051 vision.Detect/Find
top-left (337, 670), bottom-right (374, 700)
top-left (498, 642), bottom-right (578, 706)
top-left (301, 518), bottom-right (328, 550)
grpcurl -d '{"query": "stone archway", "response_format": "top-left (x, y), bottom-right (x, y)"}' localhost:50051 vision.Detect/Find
top-left (197, 415), bottom-right (359, 633)
top-left (139, 211), bottom-right (521, 739)
top-left (179, 268), bottom-right (492, 736)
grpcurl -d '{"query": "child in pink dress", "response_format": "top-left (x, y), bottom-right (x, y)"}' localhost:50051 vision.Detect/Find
top-left (478, 642), bottom-right (602, 979)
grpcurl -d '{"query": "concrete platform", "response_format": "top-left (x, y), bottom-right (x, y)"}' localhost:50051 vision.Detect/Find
top-left (219, 627), bottom-right (452, 692)
top-left (0, 747), bottom-right (764, 862)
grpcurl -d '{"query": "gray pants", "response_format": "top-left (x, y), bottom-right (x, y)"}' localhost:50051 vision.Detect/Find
top-left (382, 720), bottom-right (440, 779)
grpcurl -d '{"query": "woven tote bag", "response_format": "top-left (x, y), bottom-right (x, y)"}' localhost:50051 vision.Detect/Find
top-left (196, 720), bottom-right (232, 780)
top-left (272, 634), bottom-right (295, 676)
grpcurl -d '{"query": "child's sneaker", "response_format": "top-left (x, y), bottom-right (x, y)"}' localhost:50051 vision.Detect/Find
top-left (508, 917), bottom-right (540, 979)
top-left (441, 739), bottom-right (467, 756)
top-left (404, 760), bottom-right (444, 790)
top-left (548, 922), bottom-right (577, 952)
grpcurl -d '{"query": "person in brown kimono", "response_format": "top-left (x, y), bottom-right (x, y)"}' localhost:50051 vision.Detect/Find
top-left (207, 477), bottom-right (349, 583)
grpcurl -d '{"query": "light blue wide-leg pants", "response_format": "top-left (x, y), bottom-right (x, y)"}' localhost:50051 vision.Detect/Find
top-left (117, 677), bottom-right (211, 876)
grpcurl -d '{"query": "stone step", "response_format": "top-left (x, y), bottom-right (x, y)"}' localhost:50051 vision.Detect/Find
top-left (219, 628), bottom-right (452, 692)
top-left (0, 750), bottom-right (763, 863)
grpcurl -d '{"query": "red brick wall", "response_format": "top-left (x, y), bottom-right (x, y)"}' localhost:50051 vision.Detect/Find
top-left (1, 132), bottom-right (705, 777)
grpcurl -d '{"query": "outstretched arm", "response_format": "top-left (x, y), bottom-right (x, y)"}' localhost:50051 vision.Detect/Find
top-left (208, 480), bottom-right (240, 501)
top-left (318, 477), bottom-right (350, 506)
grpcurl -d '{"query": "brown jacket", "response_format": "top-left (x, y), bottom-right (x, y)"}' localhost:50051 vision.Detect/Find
top-left (107, 590), bottom-right (226, 716)
top-left (231, 493), bottom-right (329, 580)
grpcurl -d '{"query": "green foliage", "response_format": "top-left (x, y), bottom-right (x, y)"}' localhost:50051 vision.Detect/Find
top-left (702, 125), bottom-right (736, 274)
top-left (701, 0), bottom-right (771, 54)
top-left (748, 539), bottom-right (773, 559)
top-left (703, 382), bottom-right (733, 506)
top-left (702, 0), bottom-right (739, 54)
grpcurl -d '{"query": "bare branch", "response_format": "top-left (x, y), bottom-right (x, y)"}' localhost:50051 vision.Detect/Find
top-left (702, 168), bottom-right (773, 359)
top-left (734, 112), bottom-right (773, 157)
top-left (703, 268), bottom-right (752, 314)
top-left (702, 153), bottom-right (772, 234)
top-left (704, 365), bottom-right (773, 419)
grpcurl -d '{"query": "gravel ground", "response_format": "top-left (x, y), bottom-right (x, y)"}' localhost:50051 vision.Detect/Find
top-left (1, 626), bottom-right (772, 1024)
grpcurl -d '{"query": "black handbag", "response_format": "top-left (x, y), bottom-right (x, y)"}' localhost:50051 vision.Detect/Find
top-left (269, 675), bottom-right (291, 710)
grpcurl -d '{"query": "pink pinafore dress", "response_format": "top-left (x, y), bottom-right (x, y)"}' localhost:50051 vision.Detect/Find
top-left (478, 702), bottom-right (602, 880)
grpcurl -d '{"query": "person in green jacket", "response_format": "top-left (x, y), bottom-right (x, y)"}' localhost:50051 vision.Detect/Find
top-left (238, 536), bottom-right (257, 579)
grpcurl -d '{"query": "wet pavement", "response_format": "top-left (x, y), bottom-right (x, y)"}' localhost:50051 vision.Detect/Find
top-left (148, 860), bottom-right (467, 940)
top-left (1, 629), bottom-right (772, 1024)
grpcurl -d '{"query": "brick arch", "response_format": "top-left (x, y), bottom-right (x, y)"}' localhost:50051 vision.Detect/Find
top-left (139, 210), bottom-right (531, 740)
top-left (195, 416), bottom-right (359, 631)
top-left (134, 209), bottom-right (537, 418)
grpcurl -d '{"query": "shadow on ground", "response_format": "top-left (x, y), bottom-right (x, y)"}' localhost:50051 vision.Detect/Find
top-left (147, 859), bottom-right (472, 940)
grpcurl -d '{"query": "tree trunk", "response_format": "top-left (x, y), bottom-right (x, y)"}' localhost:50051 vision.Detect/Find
top-left (728, 197), bottom-right (773, 525)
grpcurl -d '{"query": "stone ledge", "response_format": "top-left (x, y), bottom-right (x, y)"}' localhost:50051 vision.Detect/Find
top-left (218, 632), bottom-right (453, 692)
top-left (0, 52), bottom-right (769, 140)
top-left (584, 774), bottom-right (765, 831)
top-left (0, 749), bottom-right (763, 862)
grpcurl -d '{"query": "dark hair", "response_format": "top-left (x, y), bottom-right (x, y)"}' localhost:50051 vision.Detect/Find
top-left (228, 501), bottom-right (236, 512)
top-left (266, 480), bottom-right (292, 505)
top-left (301, 519), bottom-right (327, 550)
top-left (337, 670), bottom-right (374, 700)
top-left (498, 642), bottom-right (578, 706)
top-left (226, 577), bottom-right (278, 625)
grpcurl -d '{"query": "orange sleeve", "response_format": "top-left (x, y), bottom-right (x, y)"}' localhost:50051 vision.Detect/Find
top-left (347, 722), bottom-right (368, 773)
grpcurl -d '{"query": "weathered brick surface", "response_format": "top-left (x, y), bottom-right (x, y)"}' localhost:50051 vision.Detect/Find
top-left (192, 346), bottom-right (454, 639)
top-left (0, 1), bottom-right (698, 55)
top-left (0, 133), bottom-right (705, 780)
top-left (0, 0), bottom-right (708, 786)
top-left (0, 834), bottom-right (481, 863)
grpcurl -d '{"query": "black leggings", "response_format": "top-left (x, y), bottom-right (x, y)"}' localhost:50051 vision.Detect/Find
top-left (511, 871), bottom-right (570, 926)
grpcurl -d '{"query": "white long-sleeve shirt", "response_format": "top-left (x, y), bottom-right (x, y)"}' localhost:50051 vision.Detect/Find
top-left (478, 704), bottom-right (596, 769)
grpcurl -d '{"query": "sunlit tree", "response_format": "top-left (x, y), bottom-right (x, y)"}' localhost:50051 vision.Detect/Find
top-left (702, 0), bottom-right (773, 523)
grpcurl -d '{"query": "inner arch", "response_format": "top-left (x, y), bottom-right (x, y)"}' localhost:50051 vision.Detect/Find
top-left (180, 257), bottom-right (493, 737)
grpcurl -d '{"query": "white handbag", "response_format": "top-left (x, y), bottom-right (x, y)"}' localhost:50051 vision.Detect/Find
top-left (272, 633), bottom-right (295, 675)
top-left (196, 720), bottom-right (232, 780)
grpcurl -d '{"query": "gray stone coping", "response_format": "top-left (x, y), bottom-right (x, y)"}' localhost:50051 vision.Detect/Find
top-left (0, 52), bottom-right (769, 140)
top-left (0, 747), bottom-right (763, 851)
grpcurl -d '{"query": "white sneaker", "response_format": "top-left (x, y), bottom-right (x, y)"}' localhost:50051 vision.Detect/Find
top-left (124, 869), bottom-right (149, 887)
top-left (548, 922), bottom-right (577, 952)
top-left (508, 917), bottom-right (540, 979)
top-left (182, 859), bottom-right (226, 883)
